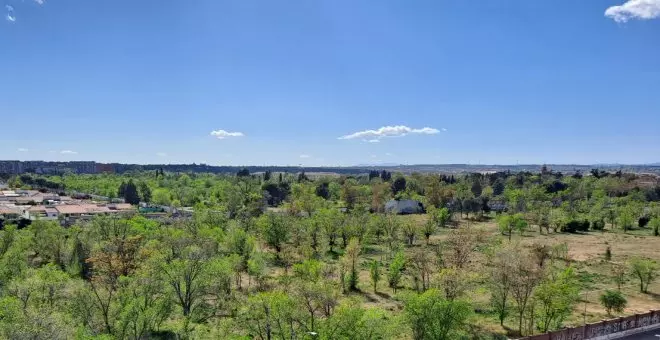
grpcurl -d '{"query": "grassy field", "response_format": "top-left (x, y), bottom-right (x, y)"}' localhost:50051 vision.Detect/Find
top-left (323, 214), bottom-right (660, 338)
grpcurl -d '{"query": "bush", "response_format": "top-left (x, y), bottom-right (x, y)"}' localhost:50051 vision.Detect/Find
top-left (599, 290), bottom-right (627, 316)
top-left (605, 246), bottom-right (612, 261)
top-left (591, 219), bottom-right (605, 231)
top-left (562, 219), bottom-right (590, 233)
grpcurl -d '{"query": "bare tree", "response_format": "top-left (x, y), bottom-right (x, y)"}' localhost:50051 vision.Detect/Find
top-left (510, 252), bottom-right (544, 336)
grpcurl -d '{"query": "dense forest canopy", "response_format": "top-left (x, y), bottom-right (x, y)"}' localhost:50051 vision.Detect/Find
top-left (1, 168), bottom-right (659, 339)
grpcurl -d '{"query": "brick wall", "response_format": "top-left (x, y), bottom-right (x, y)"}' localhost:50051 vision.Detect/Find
top-left (519, 310), bottom-right (660, 340)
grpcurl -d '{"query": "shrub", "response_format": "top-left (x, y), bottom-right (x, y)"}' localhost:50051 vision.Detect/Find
top-left (591, 219), bottom-right (605, 231)
top-left (605, 246), bottom-right (612, 261)
top-left (599, 290), bottom-right (627, 316)
top-left (562, 219), bottom-right (590, 233)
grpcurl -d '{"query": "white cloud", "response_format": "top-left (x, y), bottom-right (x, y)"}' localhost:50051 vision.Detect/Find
top-left (441, 128), bottom-right (448, 132)
top-left (605, 0), bottom-right (660, 22)
top-left (5, 5), bottom-right (15, 22)
top-left (156, 152), bottom-right (167, 157)
top-left (210, 129), bottom-right (244, 139)
top-left (385, 152), bottom-right (393, 156)
top-left (338, 125), bottom-right (440, 141)
top-left (366, 139), bottom-right (380, 143)
top-left (60, 150), bottom-right (78, 155)
top-left (34, 0), bottom-right (45, 5)
top-left (299, 154), bottom-right (311, 158)
top-left (17, 148), bottom-right (28, 152)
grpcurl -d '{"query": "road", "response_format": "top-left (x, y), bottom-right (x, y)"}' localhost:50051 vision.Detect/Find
top-left (620, 328), bottom-right (660, 339)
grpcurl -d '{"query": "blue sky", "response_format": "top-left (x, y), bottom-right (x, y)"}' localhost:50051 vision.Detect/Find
top-left (1, 0), bottom-right (659, 166)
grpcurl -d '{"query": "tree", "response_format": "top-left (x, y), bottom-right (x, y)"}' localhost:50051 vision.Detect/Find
top-left (612, 264), bottom-right (627, 291)
top-left (343, 238), bottom-right (361, 291)
top-left (319, 300), bottom-right (393, 340)
top-left (402, 289), bottom-right (472, 340)
top-left (139, 182), bottom-right (152, 203)
top-left (402, 221), bottom-right (418, 246)
top-left (617, 209), bottom-right (635, 233)
top-left (498, 213), bottom-right (527, 241)
top-left (119, 180), bottom-right (140, 205)
top-left (629, 257), bottom-right (659, 293)
top-left (510, 253), bottom-right (544, 335)
top-left (408, 249), bottom-right (434, 292)
top-left (534, 267), bottom-right (580, 332)
top-left (258, 213), bottom-right (289, 255)
top-left (369, 260), bottom-right (380, 293)
top-left (599, 290), bottom-right (627, 316)
top-left (650, 217), bottom-right (660, 237)
top-left (236, 168), bottom-right (250, 177)
top-left (391, 176), bottom-right (407, 196)
top-left (471, 180), bottom-right (482, 197)
top-left (240, 291), bottom-right (303, 340)
top-left (549, 209), bottom-right (567, 233)
top-left (493, 178), bottom-right (505, 196)
top-left (388, 251), bottom-right (405, 293)
top-left (152, 188), bottom-right (171, 206)
top-left (489, 243), bottom-right (519, 326)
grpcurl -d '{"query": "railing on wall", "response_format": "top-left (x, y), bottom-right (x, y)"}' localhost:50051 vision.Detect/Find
top-left (520, 310), bottom-right (660, 340)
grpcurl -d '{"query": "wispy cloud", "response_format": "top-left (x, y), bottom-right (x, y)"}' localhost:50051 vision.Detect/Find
top-left (34, 0), bottom-right (46, 5)
top-left (441, 128), bottom-right (447, 132)
top-left (60, 150), bottom-right (78, 155)
top-left (299, 154), bottom-right (311, 158)
top-left (385, 152), bottom-right (393, 156)
top-left (210, 129), bottom-right (244, 139)
top-left (366, 139), bottom-right (380, 143)
top-left (156, 152), bottom-right (167, 157)
top-left (6, 5), bottom-right (15, 22)
top-left (339, 125), bottom-right (440, 141)
top-left (17, 148), bottom-right (28, 152)
top-left (605, 0), bottom-right (660, 22)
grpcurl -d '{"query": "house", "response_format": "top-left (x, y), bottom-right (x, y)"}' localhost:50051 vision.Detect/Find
top-left (385, 199), bottom-right (426, 215)
top-left (0, 206), bottom-right (22, 219)
top-left (27, 206), bottom-right (59, 220)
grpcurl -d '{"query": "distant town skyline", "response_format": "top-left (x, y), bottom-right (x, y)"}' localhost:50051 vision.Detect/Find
top-left (2, 0), bottom-right (659, 165)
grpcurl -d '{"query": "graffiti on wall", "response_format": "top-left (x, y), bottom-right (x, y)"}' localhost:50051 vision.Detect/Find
top-left (521, 310), bottom-right (660, 340)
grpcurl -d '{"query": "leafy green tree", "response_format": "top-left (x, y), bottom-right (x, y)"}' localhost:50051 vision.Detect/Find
top-left (151, 188), bottom-right (171, 206)
top-left (247, 252), bottom-right (267, 290)
top-left (259, 213), bottom-right (289, 255)
top-left (498, 213), bottom-right (527, 241)
top-left (139, 181), bottom-right (152, 203)
top-left (388, 251), bottom-right (405, 293)
top-left (401, 289), bottom-right (472, 340)
top-left (650, 217), bottom-right (660, 236)
top-left (319, 300), bottom-right (394, 340)
top-left (629, 257), bottom-right (659, 293)
top-left (369, 260), bottom-right (381, 293)
top-left (599, 290), bottom-right (627, 316)
top-left (343, 238), bottom-right (361, 291)
top-left (617, 210), bottom-right (635, 233)
top-left (402, 221), bottom-right (418, 246)
top-left (239, 291), bottom-right (303, 340)
top-left (534, 267), bottom-right (580, 332)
